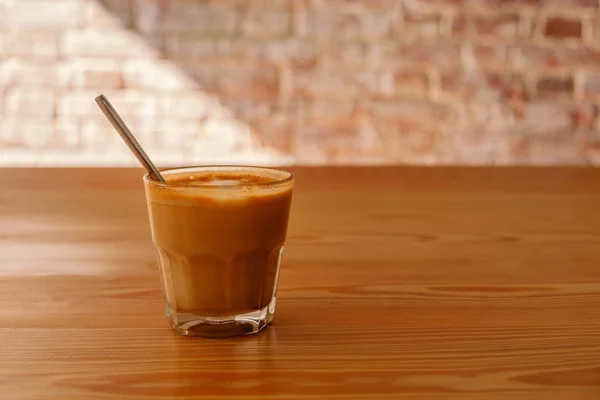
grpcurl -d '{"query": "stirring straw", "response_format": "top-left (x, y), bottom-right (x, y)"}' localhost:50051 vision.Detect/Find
top-left (95, 94), bottom-right (166, 182)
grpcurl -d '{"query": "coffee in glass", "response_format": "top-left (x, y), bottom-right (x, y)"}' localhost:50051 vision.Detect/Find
top-left (144, 166), bottom-right (294, 338)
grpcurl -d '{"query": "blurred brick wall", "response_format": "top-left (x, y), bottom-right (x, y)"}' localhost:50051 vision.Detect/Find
top-left (1, 0), bottom-right (600, 166)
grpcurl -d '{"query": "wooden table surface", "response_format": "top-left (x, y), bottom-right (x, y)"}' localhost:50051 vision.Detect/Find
top-left (1, 167), bottom-right (600, 399)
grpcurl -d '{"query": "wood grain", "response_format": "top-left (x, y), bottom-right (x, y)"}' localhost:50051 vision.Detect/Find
top-left (1, 167), bottom-right (599, 399)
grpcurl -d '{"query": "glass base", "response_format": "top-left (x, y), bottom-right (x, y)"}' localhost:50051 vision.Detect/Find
top-left (165, 297), bottom-right (276, 338)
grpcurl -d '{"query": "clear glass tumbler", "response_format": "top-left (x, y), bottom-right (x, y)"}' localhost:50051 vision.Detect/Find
top-left (144, 166), bottom-right (294, 338)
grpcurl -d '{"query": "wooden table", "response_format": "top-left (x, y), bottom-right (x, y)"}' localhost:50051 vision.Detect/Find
top-left (1, 167), bottom-right (600, 399)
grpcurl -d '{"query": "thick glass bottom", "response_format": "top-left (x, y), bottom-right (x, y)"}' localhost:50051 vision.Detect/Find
top-left (165, 296), bottom-right (277, 338)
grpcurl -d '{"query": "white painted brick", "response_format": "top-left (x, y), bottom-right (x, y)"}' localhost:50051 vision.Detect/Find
top-left (61, 29), bottom-right (160, 58)
top-left (0, 118), bottom-right (19, 143)
top-left (122, 60), bottom-right (198, 91)
top-left (187, 117), bottom-right (258, 157)
top-left (0, 59), bottom-right (60, 87)
top-left (1, 31), bottom-right (58, 59)
top-left (80, 118), bottom-right (123, 148)
top-left (57, 93), bottom-right (98, 118)
top-left (22, 123), bottom-right (56, 148)
top-left (0, 0), bottom-right (87, 30)
top-left (4, 89), bottom-right (55, 118)
top-left (0, 61), bottom-right (10, 87)
top-left (0, 150), bottom-right (37, 166)
top-left (0, 119), bottom-right (54, 149)
top-left (60, 59), bottom-right (124, 89)
top-left (58, 91), bottom-right (157, 118)
top-left (55, 117), bottom-right (81, 147)
top-left (158, 92), bottom-right (222, 119)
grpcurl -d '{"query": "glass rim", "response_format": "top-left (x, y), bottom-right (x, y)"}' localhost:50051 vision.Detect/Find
top-left (143, 165), bottom-right (295, 189)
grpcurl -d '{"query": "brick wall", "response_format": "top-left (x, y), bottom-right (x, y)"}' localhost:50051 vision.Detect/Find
top-left (1, 0), bottom-right (600, 166)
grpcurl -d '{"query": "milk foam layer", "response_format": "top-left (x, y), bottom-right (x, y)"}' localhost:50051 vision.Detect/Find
top-left (145, 166), bottom-right (293, 205)
top-left (162, 166), bottom-right (290, 186)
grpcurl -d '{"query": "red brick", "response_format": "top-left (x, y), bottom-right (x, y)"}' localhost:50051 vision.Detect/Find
top-left (299, 10), bottom-right (393, 40)
top-left (517, 45), bottom-right (600, 72)
top-left (295, 116), bottom-right (399, 164)
top-left (452, 13), bottom-right (519, 40)
top-left (535, 75), bottom-right (575, 99)
top-left (569, 105), bottom-right (596, 128)
top-left (544, 17), bottom-right (583, 39)
top-left (368, 100), bottom-right (457, 128)
top-left (387, 0), bottom-right (543, 14)
top-left (402, 0), bottom-right (473, 13)
top-left (438, 129), bottom-right (512, 165)
top-left (472, 45), bottom-right (508, 70)
top-left (164, 36), bottom-right (214, 60)
top-left (368, 115), bottom-right (440, 163)
top-left (2, 0), bottom-right (599, 167)
top-left (584, 142), bottom-right (600, 164)
top-left (179, 63), bottom-right (279, 102)
top-left (515, 101), bottom-right (574, 133)
top-left (134, 0), bottom-right (162, 33)
top-left (309, 0), bottom-right (398, 11)
top-left (441, 71), bottom-right (521, 102)
top-left (165, 37), bottom-right (316, 68)
top-left (541, 0), bottom-right (596, 8)
top-left (292, 68), bottom-right (353, 100)
top-left (160, 1), bottom-right (238, 35)
top-left (398, 13), bottom-right (441, 40)
top-left (292, 66), bottom-right (393, 100)
top-left (219, 98), bottom-right (278, 120)
top-left (510, 131), bottom-right (585, 165)
top-left (500, 0), bottom-right (540, 5)
top-left (584, 74), bottom-right (600, 100)
top-left (373, 41), bottom-right (461, 70)
top-left (247, 114), bottom-right (294, 155)
top-left (241, 10), bottom-right (292, 38)
top-left (258, 40), bottom-right (317, 68)
top-left (583, 132), bottom-right (600, 163)
top-left (463, 99), bottom-right (516, 129)
top-left (495, 0), bottom-right (542, 7)
top-left (393, 69), bottom-right (429, 98)
top-left (236, 0), bottom-right (295, 9)
top-left (295, 99), bottom-right (358, 120)
top-left (322, 41), bottom-right (372, 66)
top-left (504, 78), bottom-right (526, 102)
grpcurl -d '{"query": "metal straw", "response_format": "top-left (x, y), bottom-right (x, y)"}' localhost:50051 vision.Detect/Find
top-left (95, 94), bottom-right (165, 182)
